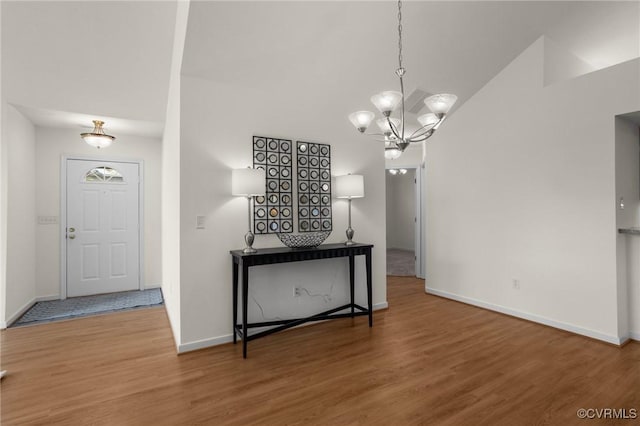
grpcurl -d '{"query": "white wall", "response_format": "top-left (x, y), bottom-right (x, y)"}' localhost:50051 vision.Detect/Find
top-left (615, 117), bottom-right (640, 339)
top-left (34, 127), bottom-right (162, 299)
top-left (425, 37), bottom-right (640, 344)
top-left (161, 0), bottom-right (190, 348)
top-left (0, 3), bottom-right (6, 325)
top-left (178, 74), bottom-right (387, 350)
top-left (626, 235), bottom-right (640, 340)
top-left (386, 170), bottom-right (416, 251)
top-left (2, 104), bottom-right (36, 327)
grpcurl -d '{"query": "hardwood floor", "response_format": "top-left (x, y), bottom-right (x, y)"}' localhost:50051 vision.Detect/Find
top-left (1, 277), bottom-right (639, 425)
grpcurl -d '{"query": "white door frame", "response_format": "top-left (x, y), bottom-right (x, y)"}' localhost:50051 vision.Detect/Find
top-left (385, 165), bottom-right (425, 278)
top-left (60, 155), bottom-right (145, 300)
top-left (416, 164), bottom-right (425, 279)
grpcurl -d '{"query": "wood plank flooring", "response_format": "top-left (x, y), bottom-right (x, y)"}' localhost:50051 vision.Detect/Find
top-left (1, 276), bottom-right (639, 425)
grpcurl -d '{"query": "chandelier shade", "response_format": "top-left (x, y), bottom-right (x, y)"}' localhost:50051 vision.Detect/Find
top-left (370, 91), bottom-right (403, 116)
top-left (417, 113), bottom-right (439, 130)
top-left (81, 120), bottom-right (115, 149)
top-left (348, 0), bottom-right (457, 160)
top-left (424, 93), bottom-right (458, 115)
top-left (376, 117), bottom-right (401, 135)
top-left (348, 111), bottom-right (375, 133)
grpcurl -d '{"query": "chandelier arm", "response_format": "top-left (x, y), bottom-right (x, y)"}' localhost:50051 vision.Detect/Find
top-left (432, 115), bottom-right (447, 130)
top-left (362, 131), bottom-right (387, 138)
top-left (411, 128), bottom-right (438, 143)
top-left (408, 125), bottom-right (435, 140)
top-left (387, 117), bottom-right (402, 140)
top-left (407, 133), bottom-right (433, 143)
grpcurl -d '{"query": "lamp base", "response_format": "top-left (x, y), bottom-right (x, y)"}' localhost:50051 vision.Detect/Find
top-left (344, 227), bottom-right (355, 246)
top-left (243, 230), bottom-right (257, 254)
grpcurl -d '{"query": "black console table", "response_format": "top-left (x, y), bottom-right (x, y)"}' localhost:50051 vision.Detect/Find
top-left (230, 243), bottom-right (373, 358)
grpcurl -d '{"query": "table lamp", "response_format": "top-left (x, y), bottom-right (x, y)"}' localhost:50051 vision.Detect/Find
top-left (232, 167), bottom-right (266, 253)
top-left (335, 174), bottom-right (365, 246)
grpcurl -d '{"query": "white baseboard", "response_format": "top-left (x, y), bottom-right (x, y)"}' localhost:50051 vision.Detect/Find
top-left (36, 294), bottom-right (60, 302)
top-left (2, 297), bottom-right (36, 329)
top-left (425, 287), bottom-right (623, 346)
top-left (178, 334), bottom-right (234, 354)
top-left (374, 301), bottom-right (389, 310)
top-left (177, 301), bottom-right (390, 354)
top-left (144, 284), bottom-right (162, 290)
top-left (629, 331), bottom-right (640, 342)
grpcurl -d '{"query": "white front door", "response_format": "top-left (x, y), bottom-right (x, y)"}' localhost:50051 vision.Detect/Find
top-left (66, 159), bottom-right (140, 297)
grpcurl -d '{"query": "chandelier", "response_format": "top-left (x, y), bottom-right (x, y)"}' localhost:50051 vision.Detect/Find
top-left (348, 0), bottom-right (457, 160)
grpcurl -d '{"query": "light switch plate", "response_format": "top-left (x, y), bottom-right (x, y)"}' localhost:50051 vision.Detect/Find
top-left (38, 216), bottom-right (58, 225)
top-left (196, 216), bottom-right (206, 229)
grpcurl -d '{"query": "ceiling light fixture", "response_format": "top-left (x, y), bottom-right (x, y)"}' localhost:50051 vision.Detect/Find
top-left (349, 0), bottom-right (457, 159)
top-left (388, 168), bottom-right (407, 175)
top-left (81, 120), bottom-right (115, 149)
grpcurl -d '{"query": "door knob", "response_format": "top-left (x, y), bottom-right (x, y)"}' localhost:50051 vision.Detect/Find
top-left (69, 227), bottom-right (75, 232)
top-left (69, 234), bottom-right (76, 239)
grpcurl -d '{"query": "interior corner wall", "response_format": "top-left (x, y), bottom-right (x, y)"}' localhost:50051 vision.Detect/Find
top-left (615, 117), bottom-right (640, 339)
top-left (0, 3), bottom-right (5, 326)
top-left (162, 74), bottom-right (182, 346)
top-left (34, 127), bottom-right (162, 299)
top-left (425, 36), bottom-right (640, 344)
top-left (2, 104), bottom-right (36, 327)
top-left (161, 0), bottom-right (190, 349)
top-left (386, 170), bottom-right (416, 251)
top-left (178, 74), bottom-right (386, 349)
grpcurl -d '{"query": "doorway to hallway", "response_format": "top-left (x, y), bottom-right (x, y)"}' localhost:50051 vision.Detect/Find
top-left (385, 167), bottom-right (423, 277)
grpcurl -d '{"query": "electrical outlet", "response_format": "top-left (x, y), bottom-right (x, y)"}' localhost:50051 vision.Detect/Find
top-left (294, 287), bottom-right (302, 297)
top-left (512, 279), bottom-right (520, 290)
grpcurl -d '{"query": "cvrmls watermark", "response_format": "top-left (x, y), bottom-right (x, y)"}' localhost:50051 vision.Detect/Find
top-left (577, 408), bottom-right (637, 420)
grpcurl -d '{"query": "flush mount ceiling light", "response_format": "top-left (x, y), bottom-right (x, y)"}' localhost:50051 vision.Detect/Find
top-left (349, 0), bottom-right (457, 160)
top-left (388, 168), bottom-right (407, 175)
top-left (81, 120), bottom-right (115, 149)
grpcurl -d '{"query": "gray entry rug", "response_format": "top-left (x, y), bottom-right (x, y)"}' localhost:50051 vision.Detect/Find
top-left (387, 249), bottom-right (415, 276)
top-left (13, 288), bottom-right (163, 327)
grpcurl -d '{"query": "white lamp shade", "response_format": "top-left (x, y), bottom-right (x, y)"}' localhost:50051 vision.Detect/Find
top-left (376, 117), bottom-right (401, 135)
top-left (424, 93), bottom-right (458, 115)
top-left (348, 111), bottom-right (375, 132)
top-left (370, 91), bottom-right (402, 115)
top-left (384, 147), bottom-right (402, 160)
top-left (335, 174), bottom-right (364, 199)
top-left (82, 134), bottom-right (114, 148)
top-left (417, 112), bottom-right (439, 129)
top-left (232, 168), bottom-right (265, 196)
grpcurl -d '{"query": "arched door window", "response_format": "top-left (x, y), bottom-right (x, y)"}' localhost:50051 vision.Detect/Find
top-left (84, 166), bottom-right (124, 183)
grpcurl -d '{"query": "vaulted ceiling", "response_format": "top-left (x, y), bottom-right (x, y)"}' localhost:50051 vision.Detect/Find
top-left (182, 1), bottom-right (639, 117)
top-left (2, 1), bottom-right (638, 135)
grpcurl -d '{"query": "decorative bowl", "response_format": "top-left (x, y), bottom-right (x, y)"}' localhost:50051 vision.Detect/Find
top-left (276, 231), bottom-right (330, 248)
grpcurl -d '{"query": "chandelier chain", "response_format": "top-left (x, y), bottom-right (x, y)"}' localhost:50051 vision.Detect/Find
top-left (397, 0), bottom-right (403, 72)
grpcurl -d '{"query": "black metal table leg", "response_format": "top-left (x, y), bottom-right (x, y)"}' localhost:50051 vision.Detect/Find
top-left (232, 259), bottom-right (238, 344)
top-left (242, 261), bottom-right (249, 358)
top-left (349, 253), bottom-right (355, 317)
top-left (366, 248), bottom-right (373, 327)
top-left (230, 243), bottom-right (375, 358)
